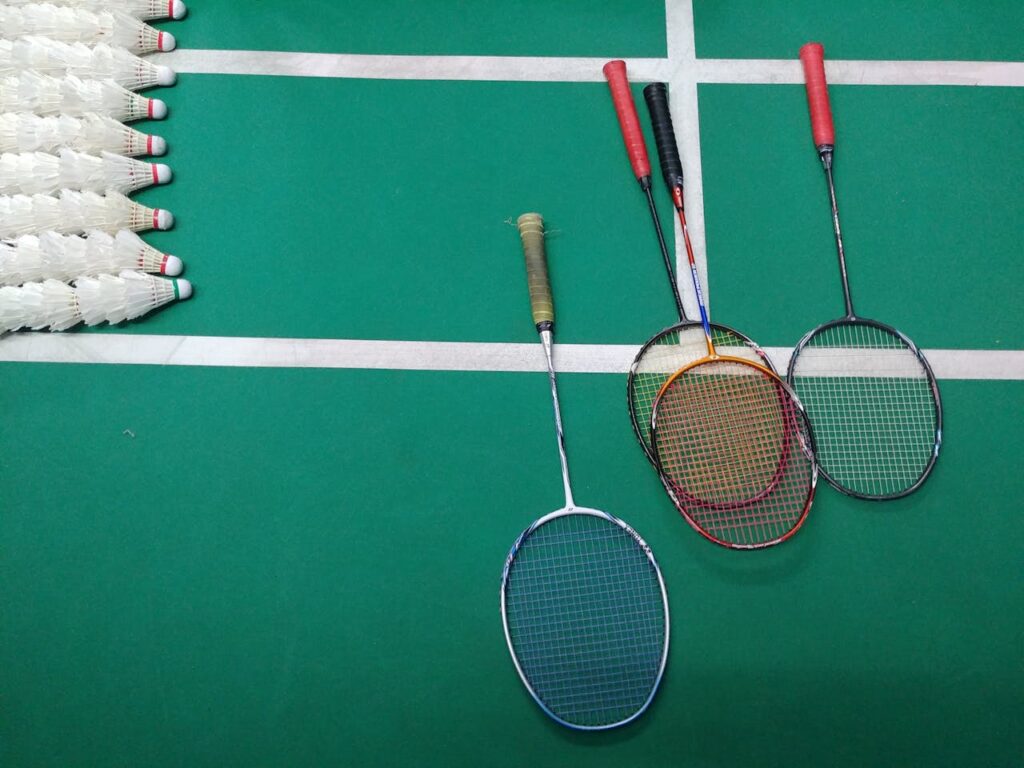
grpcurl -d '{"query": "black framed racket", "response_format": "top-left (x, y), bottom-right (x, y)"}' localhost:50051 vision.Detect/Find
top-left (602, 61), bottom-right (774, 465)
top-left (788, 43), bottom-right (942, 501)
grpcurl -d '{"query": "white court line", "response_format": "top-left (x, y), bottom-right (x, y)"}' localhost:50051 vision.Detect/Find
top-left (694, 58), bottom-right (1024, 87)
top-left (664, 0), bottom-right (707, 319)
top-left (136, 10), bottom-right (1024, 383)
top-left (0, 334), bottom-right (1022, 380)
top-left (150, 50), bottom-right (1024, 88)
top-left (150, 49), bottom-right (673, 82)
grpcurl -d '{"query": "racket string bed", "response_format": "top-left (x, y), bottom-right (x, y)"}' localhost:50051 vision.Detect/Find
top-left (629, 325), bottom-right (770, 455)
top-left (653, 363), bottom-right (816, 549)
top-left (655, 364), bottom-right (790, 504)
top-left (504, 513), bottom-right (667, 728)
top-left (791, 322), bottom-right (937, 497)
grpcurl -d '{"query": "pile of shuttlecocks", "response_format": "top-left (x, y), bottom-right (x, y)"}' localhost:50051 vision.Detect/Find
top-left (0, 0), bottom-right (189, 333)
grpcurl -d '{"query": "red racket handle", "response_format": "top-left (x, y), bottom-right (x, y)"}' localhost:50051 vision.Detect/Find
top-left (799, 42), bottom-right (834, 149)
top-left (602, 60), bottom-right (652, 180)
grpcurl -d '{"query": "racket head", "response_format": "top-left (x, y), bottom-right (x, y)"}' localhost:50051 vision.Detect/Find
top-left (500, 507), bottom-right (670, 730)
top-left (629, 321), bottom-right (776, 464)
top-left (651, 356), bottom-right (817, 549)
top-left (787, 316), bottom-right (942, 500)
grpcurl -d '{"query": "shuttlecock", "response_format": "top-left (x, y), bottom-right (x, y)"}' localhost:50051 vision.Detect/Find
top-left (0, 5), bottom-right (175, 54)
top-left (27, 278), bottom-right (81, 329)
top-left (0, 112), bottom-right (165, 156)
top-left (0, 270), bottom-right (190, 332)
top-left (0, 37), bottom-right (176, 90)
top-left (0, 149), bottom-right (172, 195)
top-left (0, 72), bottom-right (166, 120)
top-left (0, 189), bottom-right (174, 238)
top-left (0, 229), bottom-right (181, 285)
top-left (2, 0), bottom-right (186, 21)
top-left (77, 270), bottom-right (190, 325)
top-left (0, 277), bottom-right (80, 330)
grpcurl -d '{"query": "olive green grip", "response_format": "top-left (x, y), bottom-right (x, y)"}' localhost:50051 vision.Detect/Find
top-left (516, 212), bottom-right (554, 329)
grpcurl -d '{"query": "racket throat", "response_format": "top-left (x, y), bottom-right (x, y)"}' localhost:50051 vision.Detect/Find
top-left (670, 186), bottom-right (714, 351)
top-left (820, 149), bottom-right (855, 317)
top-left (540, 329), bottom-right (576, 509)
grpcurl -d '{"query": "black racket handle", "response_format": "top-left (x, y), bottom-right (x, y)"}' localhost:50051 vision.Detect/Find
top-left (642, 83), bottom-right (685, 197)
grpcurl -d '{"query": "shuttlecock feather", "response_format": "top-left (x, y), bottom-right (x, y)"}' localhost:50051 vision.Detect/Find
top-left (0, 72), bottom-right (165, 121)
top-left (1, 0), bottom-right (186, 21)
top-left (0, 270), bottom-right (189, 332)
top-left (0, 37), bottom-right (176, 90)
top-left (0, 284), bottom-right (30, 330)
top-left (0, 112), bottom-right (163, 156)
top-left (0, 229), bottom-right (181, 285)
top-left (37, 278), bottom-right (80, 329)
top-left (75, 270), bottom-right (123, 323)
top-left (0, 149), bottom-right (171, 195)
top-left (0, 189), bottom-right (173, 238)
top-left (0, 5), bottom-right (175, 54)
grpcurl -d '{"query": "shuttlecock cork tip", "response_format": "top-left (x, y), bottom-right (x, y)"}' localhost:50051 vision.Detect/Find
top-left (158, 32), bottom-right (177, 52)
top-left (153, 164), bottom-right (173, 184)
top-left (149, 135), bottom-right (167, 156)
top-left (162, 255), bottom-right (183, 276)
top-left (156, 66), bottom-right (177, 87)
top-left (171, 0), bottom-right (188, 19)
top-left (150, 99), bottom-right (168, 120)
top-left (175, 279), bottom-right (193, 301)
top-left (155, 209), bottom-right (174, 230)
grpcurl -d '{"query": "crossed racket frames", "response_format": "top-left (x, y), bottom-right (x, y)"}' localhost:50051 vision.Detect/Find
top-left (499, 45), bottom-right (945, 734)
top-left (608, 50), bottom-right (941, 551)
top-left (606, 61), bottom-right (817, 549)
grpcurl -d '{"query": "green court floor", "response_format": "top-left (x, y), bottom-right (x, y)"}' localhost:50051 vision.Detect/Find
top-left (1, 3), bottom-right (1022, 767)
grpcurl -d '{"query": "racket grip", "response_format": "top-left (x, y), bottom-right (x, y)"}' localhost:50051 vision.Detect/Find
top-left (642, 82), bottom-right (685, 196)
top-left (800, 42), bottom-right (835, 149)
top-left (517, 213), bottom-right (554, 330)
top-left (602, 60), bottom-right (652, 181)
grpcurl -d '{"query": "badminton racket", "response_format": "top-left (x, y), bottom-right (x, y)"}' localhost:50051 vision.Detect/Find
top-left (602, 62), bottom-right (773, 464)
top-left (500, 212), bottom-right (669, 730)
top-left (788, 43), bottom-right (941, 500)
top-left (642, 97), bottom-right (817, 548)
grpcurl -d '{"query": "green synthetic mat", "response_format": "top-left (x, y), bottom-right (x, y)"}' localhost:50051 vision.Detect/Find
top-left (1, 2), bottom-right (1022, 766)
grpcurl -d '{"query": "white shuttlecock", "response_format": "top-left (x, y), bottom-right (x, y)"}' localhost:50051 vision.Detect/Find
top-left (0, 72), bottom-right (166, 120)
top-left (0, 229), bottom-right (181, 285)
top-left (0, 112), bottom-right (165, 156)
top-left (0, 149), bottom-right (172, 195)
top-left (2, 0), bottom-right (186, 21)
top-left (0, 189), bottom-right (174, 238)
top-left (79, 269), bottom-right (189, 324)
top-left (0, 5), bottom-right (175, 54)
top-left (0, 269), bottom-right (190, 332)
top-left (0, 37), bottom-right (176, 90)
top-left (0, 277), bottom-right (80, 330)
top-left (0, 278), bottom-right (76, 330)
